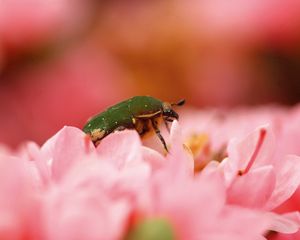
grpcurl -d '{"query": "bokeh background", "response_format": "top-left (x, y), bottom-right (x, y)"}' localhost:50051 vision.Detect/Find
top-left (1, 0), bottom-right (300, 147)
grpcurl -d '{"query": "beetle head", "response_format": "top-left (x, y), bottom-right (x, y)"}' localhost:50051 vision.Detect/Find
top-left (162, 99), bottom-right (185, 121)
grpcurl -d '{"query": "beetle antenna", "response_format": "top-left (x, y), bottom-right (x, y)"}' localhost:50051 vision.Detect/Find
top-left (171, 99), bottom-right (185, 106)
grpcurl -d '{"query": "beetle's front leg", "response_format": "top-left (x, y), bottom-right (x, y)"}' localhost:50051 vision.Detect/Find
top-left (150, 118), bottom-right (168, 152)
top-left (163, 117), bottom-right (170, 133)
top-left (132, 118), bottom-right (149, 136)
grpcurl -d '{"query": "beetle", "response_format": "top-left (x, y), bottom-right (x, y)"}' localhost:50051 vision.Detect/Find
top-left (83, 96), bottom-right (185, 151)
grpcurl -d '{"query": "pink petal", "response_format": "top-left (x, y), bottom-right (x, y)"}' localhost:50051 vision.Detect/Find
top-left (227, 125), bottom-right (275, 173)
top-left (114, 163), bottom-right (151, 197)
top-left (199, 234), bottom-right (267, 240)
top-left (96, 130), bottom-right (143, 169)
top-left (61, 158), bottom-right (119, 193)
top-left (167, 121), bottom-right (194, 175)
top-left (219, 157), bottom-right (237, 186)
top-left (200, 160), bottom-right (220, 178)
top-left (217, 205), bottom-right (271, 240)
top-left (21, 141), bottom-right (51, 186)
top-left (267, 212), bottom-right (300, 234)
top-left (161, 177), bottom-right (226, 238)
top-left (227, 166), bottom-right (276, 208)
top-left (44, 185), bottom-right (131, 240)
top-left (0, 155), bottom-right (40, 239)
top-left (63, 156), bottom-right (150, 202)
top-left (41, 126), bottom-right (94, 182)
top-left (266, 155), bottom-right (300, 210)
top-left (141, 146), bottom-right (165, 172)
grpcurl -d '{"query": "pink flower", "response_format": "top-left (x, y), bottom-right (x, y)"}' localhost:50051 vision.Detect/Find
top-left (5, 110), bottom-right (300, 239)
top-left (3, 121), bottom-right (273, 239)
top-left (180, 106), bottom-right (300, 237)
top-left (224, 126), bottom-right (300, 209)
top-left (0, 153), bottom-right (42, 239)
top-left (23, 125), bottom-right (165, 239)
top-left (217, 126), bottom-right (300, 234)
top-left (131, 163), bottom-right (269, 240)
top-left (19, 127), bottom-right (142, 239)
top-left (0, 0), bottom-right (89, 51)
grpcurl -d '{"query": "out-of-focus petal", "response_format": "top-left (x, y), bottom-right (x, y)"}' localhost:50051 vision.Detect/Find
top-left (199, 234), bottom-right (267, 240)
top-left (267, 212), bottom-right (300, 234)
top-left (227, 125), bottom-right (275, 176)
top-left (41, 126), bottom-right (94, 182)
top-left (167, 120), bottom-right (194, 176)
top-left (141, 146), bottom-right (165, 172)
top-left (19, 141), bottom-right (51, 187)
top-left (215, 206), bottom-right (270, 240)
top-left (266, 155), bottom-right (300, 210)
top-left (96, 130), bottom-right (143, 168)
top-left (43, 184), bottom-right (131, 240)
top-left (0, 155), bottom-right (40, 239)
top-left (227, 166), bottom-right (276, 208)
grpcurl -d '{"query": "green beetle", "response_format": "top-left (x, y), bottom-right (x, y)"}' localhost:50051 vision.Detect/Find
top-left (83, 96), bottom-right (185, 151)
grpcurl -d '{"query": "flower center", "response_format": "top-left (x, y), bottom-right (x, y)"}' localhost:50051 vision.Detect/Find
top-left (238, 128), bottom-right (267, 175)
top-left (185, 133), bottom-right (227, 173)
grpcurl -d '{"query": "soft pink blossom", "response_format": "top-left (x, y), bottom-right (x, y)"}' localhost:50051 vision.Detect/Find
top-left (0, 154), bottom-right (41, 239)
top-left (133, 155), bottom-right (269, 240)
top-left (181, 0), bottom-right (300, 46)
top-left (1, 112), bottom-right (300, 239)
top-left (0, 0), bottom-right (90, 51)
top-left (0, 121), bottom-right (277, 239)
top-left (180, 106), bottom-right (300, 236)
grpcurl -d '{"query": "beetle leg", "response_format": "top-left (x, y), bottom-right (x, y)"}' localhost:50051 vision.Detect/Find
top-left (151, 118), bottom-right (168, 152)
top-left (163, 118), bottom-right (170, 133)
top-left (133, 118), bottom-right (147, 136)
top-left (166, 118), bottom-right (174, 122)
top-left (140, 120), bottom-right (151, 136)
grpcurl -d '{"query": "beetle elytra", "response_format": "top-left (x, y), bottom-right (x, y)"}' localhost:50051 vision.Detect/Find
top-left (83, 96), bottom-right (185, 152)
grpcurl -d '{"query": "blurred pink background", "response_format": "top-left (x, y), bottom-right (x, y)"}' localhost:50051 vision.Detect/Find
top-left (1, 0), bottom-right (300, 147)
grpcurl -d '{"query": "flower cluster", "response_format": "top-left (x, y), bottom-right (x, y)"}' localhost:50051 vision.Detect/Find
top-left (1, 106), bottom-right (300, 239)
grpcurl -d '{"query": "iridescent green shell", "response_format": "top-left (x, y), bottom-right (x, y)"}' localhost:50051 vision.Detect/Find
top-left (83, 96), bottom-right (163, 142)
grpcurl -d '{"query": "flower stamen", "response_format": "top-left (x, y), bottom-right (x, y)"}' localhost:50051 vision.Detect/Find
top-left (238, 128), bottom-right (267, 176)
